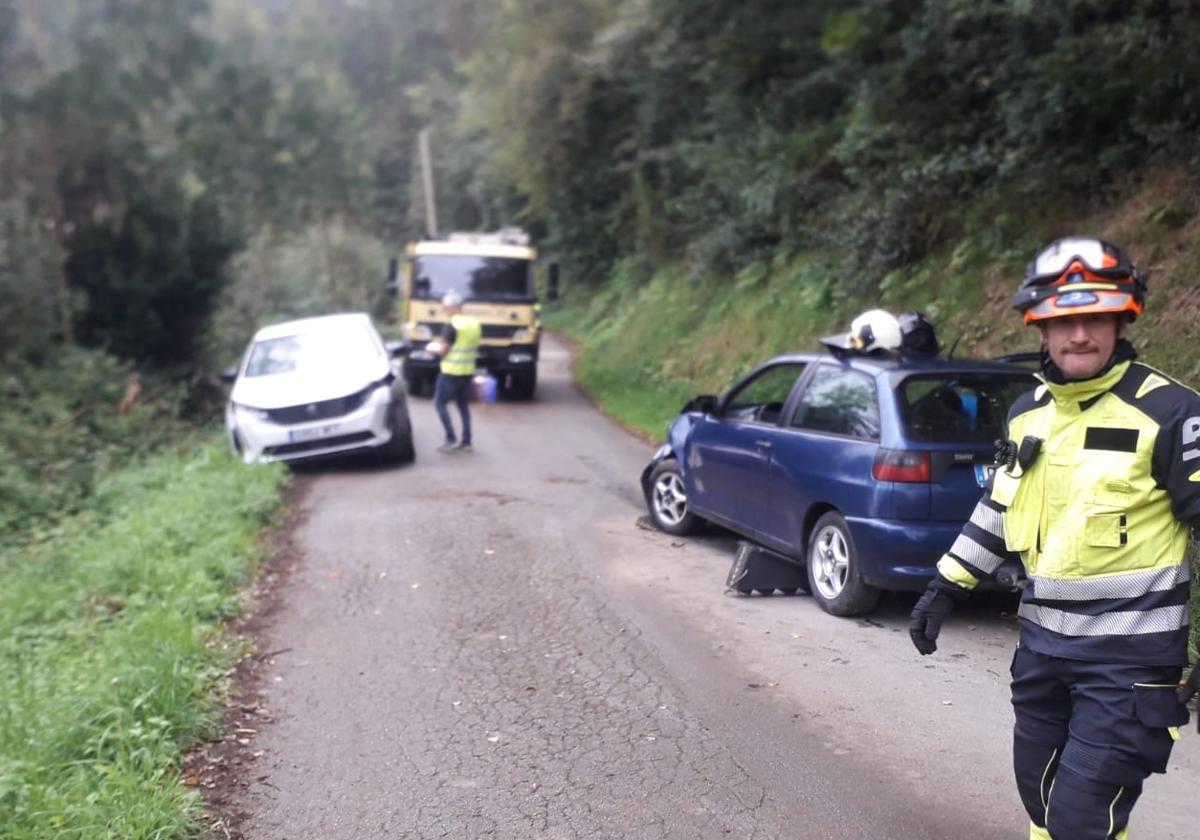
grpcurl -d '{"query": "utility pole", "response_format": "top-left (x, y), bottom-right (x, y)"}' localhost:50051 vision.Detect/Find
top-left (418, 127), bottom-right (439, 237)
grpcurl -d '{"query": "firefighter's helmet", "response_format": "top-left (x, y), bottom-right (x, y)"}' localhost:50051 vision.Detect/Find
top-left (848, 309), bottom-right (903, 354)
top-left (1012, 236), bottom-right (1145, 324)
top-left (898, 311), bottom-right (939, 356)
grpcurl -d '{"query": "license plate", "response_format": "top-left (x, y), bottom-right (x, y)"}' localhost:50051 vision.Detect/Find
top-left (974, 464), bottom-right (996, 488)
top-left (288, 424), bottom-right (340, 443)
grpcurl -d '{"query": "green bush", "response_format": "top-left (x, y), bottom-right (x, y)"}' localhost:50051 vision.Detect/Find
top-left (0, 348), bottom-right (190, 543)
top-left (0, 442), bottom-right (284, 839)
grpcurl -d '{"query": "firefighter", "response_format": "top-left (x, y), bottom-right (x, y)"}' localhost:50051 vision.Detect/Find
top-left (908, 236), bottom-right (1200, 839)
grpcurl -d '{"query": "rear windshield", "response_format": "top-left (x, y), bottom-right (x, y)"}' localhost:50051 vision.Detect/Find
top-left (898, 374), bottom-right (1033, 444)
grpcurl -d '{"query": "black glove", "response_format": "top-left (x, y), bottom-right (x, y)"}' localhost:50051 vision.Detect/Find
top-left (909, 577), bottom-right (969, 656)
top-left (1179, 667), bottom-right (1200, 732)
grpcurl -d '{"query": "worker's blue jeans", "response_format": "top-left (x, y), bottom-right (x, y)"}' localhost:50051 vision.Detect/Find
top-left (434, 373), bottom-right (472, 445)
top-left (1010, 645), bottom-right (1186, 838)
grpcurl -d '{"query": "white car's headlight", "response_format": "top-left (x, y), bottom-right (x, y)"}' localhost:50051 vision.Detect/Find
top-left (232, 403), bottom-right (271, 422)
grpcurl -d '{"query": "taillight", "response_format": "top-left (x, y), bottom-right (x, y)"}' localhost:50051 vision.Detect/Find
top-left (873, 448), bottom-right (931, 483)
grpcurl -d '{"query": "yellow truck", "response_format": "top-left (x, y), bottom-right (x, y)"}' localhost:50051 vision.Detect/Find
top-left (389, 228), bottom-right (552, 399)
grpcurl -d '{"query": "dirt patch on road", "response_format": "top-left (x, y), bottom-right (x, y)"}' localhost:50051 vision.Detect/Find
top-left (185, 474), bottom-right (313, 840)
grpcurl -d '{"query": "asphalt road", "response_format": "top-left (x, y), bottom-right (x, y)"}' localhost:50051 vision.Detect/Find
top-left (237, 335), bottom-right (1197, 840)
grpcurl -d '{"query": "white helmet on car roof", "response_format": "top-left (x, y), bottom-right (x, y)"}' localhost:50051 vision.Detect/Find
top-left (819, 308), bottom-right (903, 355)
top-left (849, 309), bottom-right (902, 353)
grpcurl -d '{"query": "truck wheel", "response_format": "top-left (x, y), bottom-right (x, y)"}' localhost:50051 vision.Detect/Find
top-left (406, 372), bottom-right (433, 397)
top-left (806, 511), bottom-right (880, 617)
top-left (509, 370), bottom-right (537, 400)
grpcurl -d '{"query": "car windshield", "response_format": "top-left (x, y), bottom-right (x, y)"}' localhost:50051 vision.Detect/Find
top-left (244, 328), bottom-right (380, 378)
top-left (899, 373), bottom-right (1032, 444)
top-left (412, 255), bottom-right (533, 301)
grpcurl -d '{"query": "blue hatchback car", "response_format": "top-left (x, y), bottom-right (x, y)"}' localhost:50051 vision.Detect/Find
top-left (641, 350), bottom-right (1035, 616)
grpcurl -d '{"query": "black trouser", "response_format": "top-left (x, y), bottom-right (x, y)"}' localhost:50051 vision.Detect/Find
top-left (1010, 645), bottom-right (1186, 838)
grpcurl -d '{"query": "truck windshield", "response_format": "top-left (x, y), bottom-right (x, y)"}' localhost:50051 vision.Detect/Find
top-left (412, 256), bottom-right (533, 302)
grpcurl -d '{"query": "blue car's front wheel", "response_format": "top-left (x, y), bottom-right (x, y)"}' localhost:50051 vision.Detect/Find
top-left (647, 460), bottom-right (702, 536)
top-left (807, 511), bottom-right (881, 617)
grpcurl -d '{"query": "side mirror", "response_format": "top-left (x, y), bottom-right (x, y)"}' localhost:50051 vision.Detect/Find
top-left (219, 365), bottom-right (239, 385)
top-left (547, 262), bottom-right (560, 302)
top-left (385, 257), bottom-right (399, 297)
top-left (682, 394), bottom-right (717, 415)
top-left (385, 340), bottom-right (410, 359)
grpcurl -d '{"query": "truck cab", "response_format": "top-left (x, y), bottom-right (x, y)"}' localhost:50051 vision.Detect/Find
top-left (393, 229), bottom-right (541, 399)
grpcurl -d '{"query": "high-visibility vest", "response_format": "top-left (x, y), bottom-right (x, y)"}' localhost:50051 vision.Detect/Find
top-left (938, 356), bottom-right (1200, 665)
top-left (440, 314), bottom-right (481, 376)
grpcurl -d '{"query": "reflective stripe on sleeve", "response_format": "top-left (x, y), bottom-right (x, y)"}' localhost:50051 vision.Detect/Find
top-left (947, 531), bottom-right (1007, 574)
top-left (1017, 602), bottom-right (1188, 636)
top-left (969, 501), bottom-right (1005, 537)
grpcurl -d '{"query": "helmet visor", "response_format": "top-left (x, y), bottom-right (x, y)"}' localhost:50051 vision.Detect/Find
top-left (1029, 237), bottom-right (1128, 283)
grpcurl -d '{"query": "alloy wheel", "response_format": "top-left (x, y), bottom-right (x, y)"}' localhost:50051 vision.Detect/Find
top-left (811, 524), bottom-right (850, 601)
top-left (652, 472), bottom-right (689, 527)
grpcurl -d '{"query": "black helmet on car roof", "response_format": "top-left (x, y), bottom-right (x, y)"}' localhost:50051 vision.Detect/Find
top-left (898, 311), bottom-right (939, 357)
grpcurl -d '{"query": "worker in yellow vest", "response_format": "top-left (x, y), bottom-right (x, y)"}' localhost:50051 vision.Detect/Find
top-left (430, 291), bottom-right (481, 453)
top-left (909, 236), bottom-right (1200, 838)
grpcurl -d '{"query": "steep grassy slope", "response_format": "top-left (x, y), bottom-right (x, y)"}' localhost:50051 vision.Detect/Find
top-left (548, 168), bottom-right (1200, 439)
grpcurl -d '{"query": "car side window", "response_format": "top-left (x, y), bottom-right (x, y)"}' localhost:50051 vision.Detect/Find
top-left (790, 365), bottom-right (880, 440)
top-left (722, 363), bottom-right (806, 425)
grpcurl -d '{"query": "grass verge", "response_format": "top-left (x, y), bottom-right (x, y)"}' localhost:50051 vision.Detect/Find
top-left (0, 439), bottom-right (285, 839)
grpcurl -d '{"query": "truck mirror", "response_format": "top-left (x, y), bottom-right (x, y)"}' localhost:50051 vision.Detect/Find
top-left (547, 262), bottom-right (560, 302)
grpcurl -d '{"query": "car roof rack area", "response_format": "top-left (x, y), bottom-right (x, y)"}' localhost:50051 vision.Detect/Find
top-left (992, 351), bottom-right (1042, 367)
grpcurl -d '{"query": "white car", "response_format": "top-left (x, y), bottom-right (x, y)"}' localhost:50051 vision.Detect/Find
top-left (223, 313), bottom-right (414, 465)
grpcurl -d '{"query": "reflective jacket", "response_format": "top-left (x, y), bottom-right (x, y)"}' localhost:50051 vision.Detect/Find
top-left (440, 314), bottom-right (481, 377)
top-left (938, 354), bottom-right (1200, 665)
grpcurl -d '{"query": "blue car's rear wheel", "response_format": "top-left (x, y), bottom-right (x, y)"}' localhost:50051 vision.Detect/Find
top-left (647, 460), bottom-right (702, 536)
top-left (807, 511), bottom-right (880, 617)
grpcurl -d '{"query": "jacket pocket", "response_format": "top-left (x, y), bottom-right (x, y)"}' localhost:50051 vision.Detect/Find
top-left (1093, 478), bottom-right (1134, 507)
top-left (1133, 683), bottom-right (1189, 771)
top-left (1083, 512), bottom-right (1125, 548)
top-left (996, 470), bottom-right (1037, 553)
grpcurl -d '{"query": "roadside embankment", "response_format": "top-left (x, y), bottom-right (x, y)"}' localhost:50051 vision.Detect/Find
top-left (0, 441), bottom-right (285, 839)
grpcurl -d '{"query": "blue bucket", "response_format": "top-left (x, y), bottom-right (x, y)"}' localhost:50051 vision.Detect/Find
top-left (474, 374), bottom-right (498, 403)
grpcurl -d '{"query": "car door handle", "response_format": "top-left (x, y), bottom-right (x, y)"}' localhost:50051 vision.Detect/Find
top-left (755, 439), bottom-right (772, 450)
